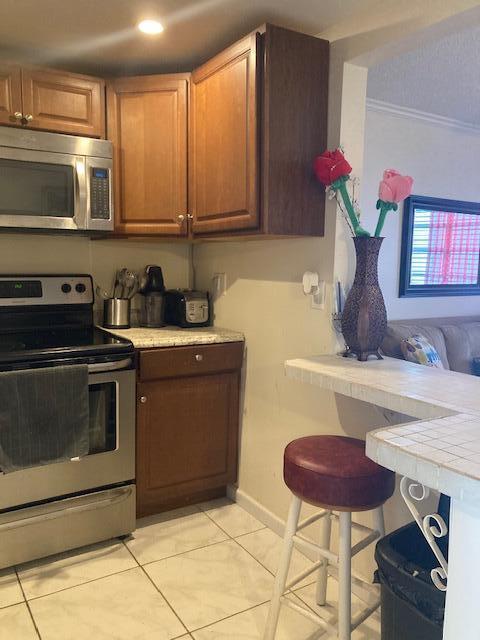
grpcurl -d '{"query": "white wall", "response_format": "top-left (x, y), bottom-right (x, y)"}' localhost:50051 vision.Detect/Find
top-left (360, 107), bottom-right (480, 319)
top-left (0, 234), bottom-right (191, 310)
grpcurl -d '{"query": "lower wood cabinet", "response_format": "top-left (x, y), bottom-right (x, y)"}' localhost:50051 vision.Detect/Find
top-left (136, 342), bottom-right (244, 516)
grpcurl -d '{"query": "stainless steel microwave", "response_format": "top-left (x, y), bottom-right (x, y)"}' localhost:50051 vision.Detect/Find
top-left (0, 127), bottom-right (114, 233)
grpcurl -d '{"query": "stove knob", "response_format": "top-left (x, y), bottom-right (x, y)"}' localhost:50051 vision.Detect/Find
top-left (75, 283), bottom-right (86, 293)
top-left (61, 283), bottom-right (72, 294)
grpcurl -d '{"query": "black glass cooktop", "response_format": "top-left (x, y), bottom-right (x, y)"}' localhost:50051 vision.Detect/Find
top-left (0, 326), bottom-right (133, 365)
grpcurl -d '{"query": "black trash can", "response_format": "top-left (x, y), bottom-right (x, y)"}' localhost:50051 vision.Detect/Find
top-left (375, 521), bottom-right (446, 640)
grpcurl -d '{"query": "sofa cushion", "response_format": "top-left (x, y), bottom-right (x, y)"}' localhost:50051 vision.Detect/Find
top-left (382, 324), bottom-right (450, 369)
top-left (401, 334), bottom-right (444, 369)
top-left (440, 323), bottom-right (480, 374)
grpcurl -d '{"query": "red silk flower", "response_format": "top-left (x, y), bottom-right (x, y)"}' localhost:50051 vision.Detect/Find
top-left (314, 149), bottom-right (352, 186)
top-left (378, 169), bottom-right (413, 203)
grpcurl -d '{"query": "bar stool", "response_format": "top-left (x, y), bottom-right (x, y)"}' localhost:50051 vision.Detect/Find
top-left (264, 435), bottom-right (395, 640)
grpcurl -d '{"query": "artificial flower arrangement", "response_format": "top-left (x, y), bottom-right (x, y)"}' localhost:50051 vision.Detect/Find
top-left (313, 149), bottom-right (413, 236)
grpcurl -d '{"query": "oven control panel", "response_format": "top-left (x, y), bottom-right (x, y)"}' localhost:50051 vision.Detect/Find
top-left (0, 276), bottom-right (93, 306)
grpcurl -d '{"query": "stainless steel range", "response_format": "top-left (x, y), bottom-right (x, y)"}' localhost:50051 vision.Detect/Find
top-left (0, 275), bottom-right (135, 568)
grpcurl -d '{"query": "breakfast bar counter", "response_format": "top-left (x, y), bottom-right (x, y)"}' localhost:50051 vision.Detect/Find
top-left (285, 354), bottom-right (480, 640)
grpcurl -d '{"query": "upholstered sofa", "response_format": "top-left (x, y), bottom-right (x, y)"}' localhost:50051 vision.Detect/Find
top-left (381, 316), bottom-right (480, 375)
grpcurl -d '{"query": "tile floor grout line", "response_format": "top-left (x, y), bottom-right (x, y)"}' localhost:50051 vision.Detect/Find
top-left (132, 536), bottom-right (233, 568)
top-left (123, 541), bottom-right (190, 638)
top-left (231, 535), bottom-right (317, 591)
top-left (187, 598), bottom-right (273, 636)
top-left (14, 567), bottom-right (42, 640)
top-left (200, 504), bottom-right (267, 540)
top-left (19, 564), bottom-right (140, 603)
top-left (195, 508), bottom-right (236, 539)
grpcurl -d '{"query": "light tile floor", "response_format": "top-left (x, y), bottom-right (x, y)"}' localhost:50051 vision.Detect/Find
top-left (0, 498), bottom-right (381, 639)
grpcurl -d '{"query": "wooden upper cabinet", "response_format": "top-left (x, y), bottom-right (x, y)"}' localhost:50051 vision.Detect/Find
top-left (190, 25), bottom-right (329, 238)
top-left (21, 67), bottom-right (105, 137)
top-left (0, 63), bottom-right (22, 126)
top-left (190, 33), bottom-right (260, 234)
top-left (107, 74), bottom-right (189, 236)
top-left (262, 25), bottom-right (329, 237)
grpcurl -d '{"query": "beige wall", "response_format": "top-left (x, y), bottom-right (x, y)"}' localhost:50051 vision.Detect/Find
top-left (193, 238), bottom-right (401, 578)
top-left (0, 233), bottom-right (191, 310)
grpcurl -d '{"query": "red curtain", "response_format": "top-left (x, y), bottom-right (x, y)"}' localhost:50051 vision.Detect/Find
top-left (425, 211), bottom-right (480, 285)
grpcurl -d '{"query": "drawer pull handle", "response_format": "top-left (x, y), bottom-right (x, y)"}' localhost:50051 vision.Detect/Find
top-left (195, 354), bottom-right (203, 362)
top-left (139, 396), bottom-right (147, 404)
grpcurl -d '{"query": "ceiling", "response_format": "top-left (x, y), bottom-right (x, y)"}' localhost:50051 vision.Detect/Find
top-left (367, 24), bottom-right (480, 126)
top-left (0, 0), bottom-right (378, 76)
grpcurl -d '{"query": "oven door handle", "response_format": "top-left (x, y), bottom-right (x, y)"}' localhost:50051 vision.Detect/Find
top-left (0, 486), bottom-right (133, 533)
top-left (88, 357), bottom-right (133, 373)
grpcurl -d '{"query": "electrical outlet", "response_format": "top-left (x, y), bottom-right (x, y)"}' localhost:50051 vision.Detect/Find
top-left (311, 280), bottom-right (326, 310)
top-left (212, 272), bottom-right (227, 299)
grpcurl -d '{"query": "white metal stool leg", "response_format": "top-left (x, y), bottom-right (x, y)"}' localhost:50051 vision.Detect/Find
top-left (338, 511), bottom-right (352, 640)
top-left (373, 506), bottom-right (385, 537)
top-left (264, 496), bottom-right (302, 640)
top-left (316, 509), bottom-right (332, 606)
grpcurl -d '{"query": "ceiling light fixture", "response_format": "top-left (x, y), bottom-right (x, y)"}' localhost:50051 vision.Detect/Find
top-left (138, 19), bottom-right (164, 35)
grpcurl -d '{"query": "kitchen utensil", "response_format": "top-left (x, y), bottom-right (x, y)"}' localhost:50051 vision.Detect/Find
top-left (139, 265), bottom-right (165, 293)
top-left (140, 292), bottom-right (165, 328)
top-left (103, 298), bottom-right (131, 329)
top-left (95, 285), bottom-right (109, 300)
top-left (123, 271), bottom-right (137, 299)
top-left (117, 268), bottom-right (129, 299)
top-left (139, 265), bottom-right (166, 327)
top-left (126, 273), bottom-right (139, 299)
top-left (112, 270), bottom-right (121, 298)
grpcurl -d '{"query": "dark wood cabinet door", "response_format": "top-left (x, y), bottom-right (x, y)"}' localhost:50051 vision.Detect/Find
top-left (136, 371), bottom-right (240, 516)
top-left (107, 75), bottom-right (189, 236)
top-left (21, 67), bottom-right (105, 137)
top-left (0, 63), bottom-right (22, 126)
top-left (190, 32), bottom-right (260, 234)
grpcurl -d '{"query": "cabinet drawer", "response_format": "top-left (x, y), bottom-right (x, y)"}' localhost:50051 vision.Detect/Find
top-left (139, 342), bottom-right (244, 381)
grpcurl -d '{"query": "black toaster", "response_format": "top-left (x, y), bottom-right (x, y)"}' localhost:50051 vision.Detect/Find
top-left (164, 289), bottom-right (211, 328)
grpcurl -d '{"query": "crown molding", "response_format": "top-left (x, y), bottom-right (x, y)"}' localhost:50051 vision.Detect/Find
top-left (366, 98), bottom-right (480, 135)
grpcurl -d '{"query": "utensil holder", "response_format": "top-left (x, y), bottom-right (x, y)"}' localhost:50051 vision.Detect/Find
top-left (103, 298), bottom-right (131, 329)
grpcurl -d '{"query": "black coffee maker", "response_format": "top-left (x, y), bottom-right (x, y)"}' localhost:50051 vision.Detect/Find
top-left (139, 265), bottom-right (165, 327)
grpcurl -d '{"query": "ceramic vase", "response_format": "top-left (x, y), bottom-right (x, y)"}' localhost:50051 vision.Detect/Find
top-left (341, 236), bottom-right (387, 361)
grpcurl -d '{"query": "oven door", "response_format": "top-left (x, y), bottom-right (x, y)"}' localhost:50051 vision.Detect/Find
top-left (0, 146), bottom-right (87, 231)
top-left (0, 359), bottom-right (136, 511)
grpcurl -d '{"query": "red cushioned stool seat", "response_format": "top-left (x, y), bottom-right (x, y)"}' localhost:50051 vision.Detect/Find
top-left (284, 435), bottom-right (395, 511)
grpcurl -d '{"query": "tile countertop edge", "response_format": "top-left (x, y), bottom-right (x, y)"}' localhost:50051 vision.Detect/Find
top-left (285, 354), bottom-right (480, 506)
top-left (100, 326), bottom-right (245, 349)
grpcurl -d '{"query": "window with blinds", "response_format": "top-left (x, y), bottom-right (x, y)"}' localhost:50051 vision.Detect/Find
top-left (400, 196), bottom-right (480, 297)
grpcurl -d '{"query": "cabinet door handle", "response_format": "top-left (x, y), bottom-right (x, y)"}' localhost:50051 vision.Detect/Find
top-left (178, 214), bottom-right (185, 223)
top-left (13, 112), bottom-right (23, 120)
top-left (139, 396), bottom-right (147, 404)
top-left (195, 354), bottom-right (203, 362)
top-left (187, 214), bottom-right (193, 220)
top-left (24, 114), bottom-right (33, 122)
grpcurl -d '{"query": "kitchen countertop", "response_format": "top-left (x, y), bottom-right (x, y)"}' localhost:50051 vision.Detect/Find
top-left (102, 325), bottom-right (245, 349)
top-left (285, 354), bottom-right (480, 505)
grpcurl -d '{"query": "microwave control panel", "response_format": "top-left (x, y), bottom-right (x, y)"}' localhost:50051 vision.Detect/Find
top-left (90, 168), bottom-right (111, 220)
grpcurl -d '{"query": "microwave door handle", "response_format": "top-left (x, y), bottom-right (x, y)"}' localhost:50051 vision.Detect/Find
top-left (74, 158), bottom-right (87, 229)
